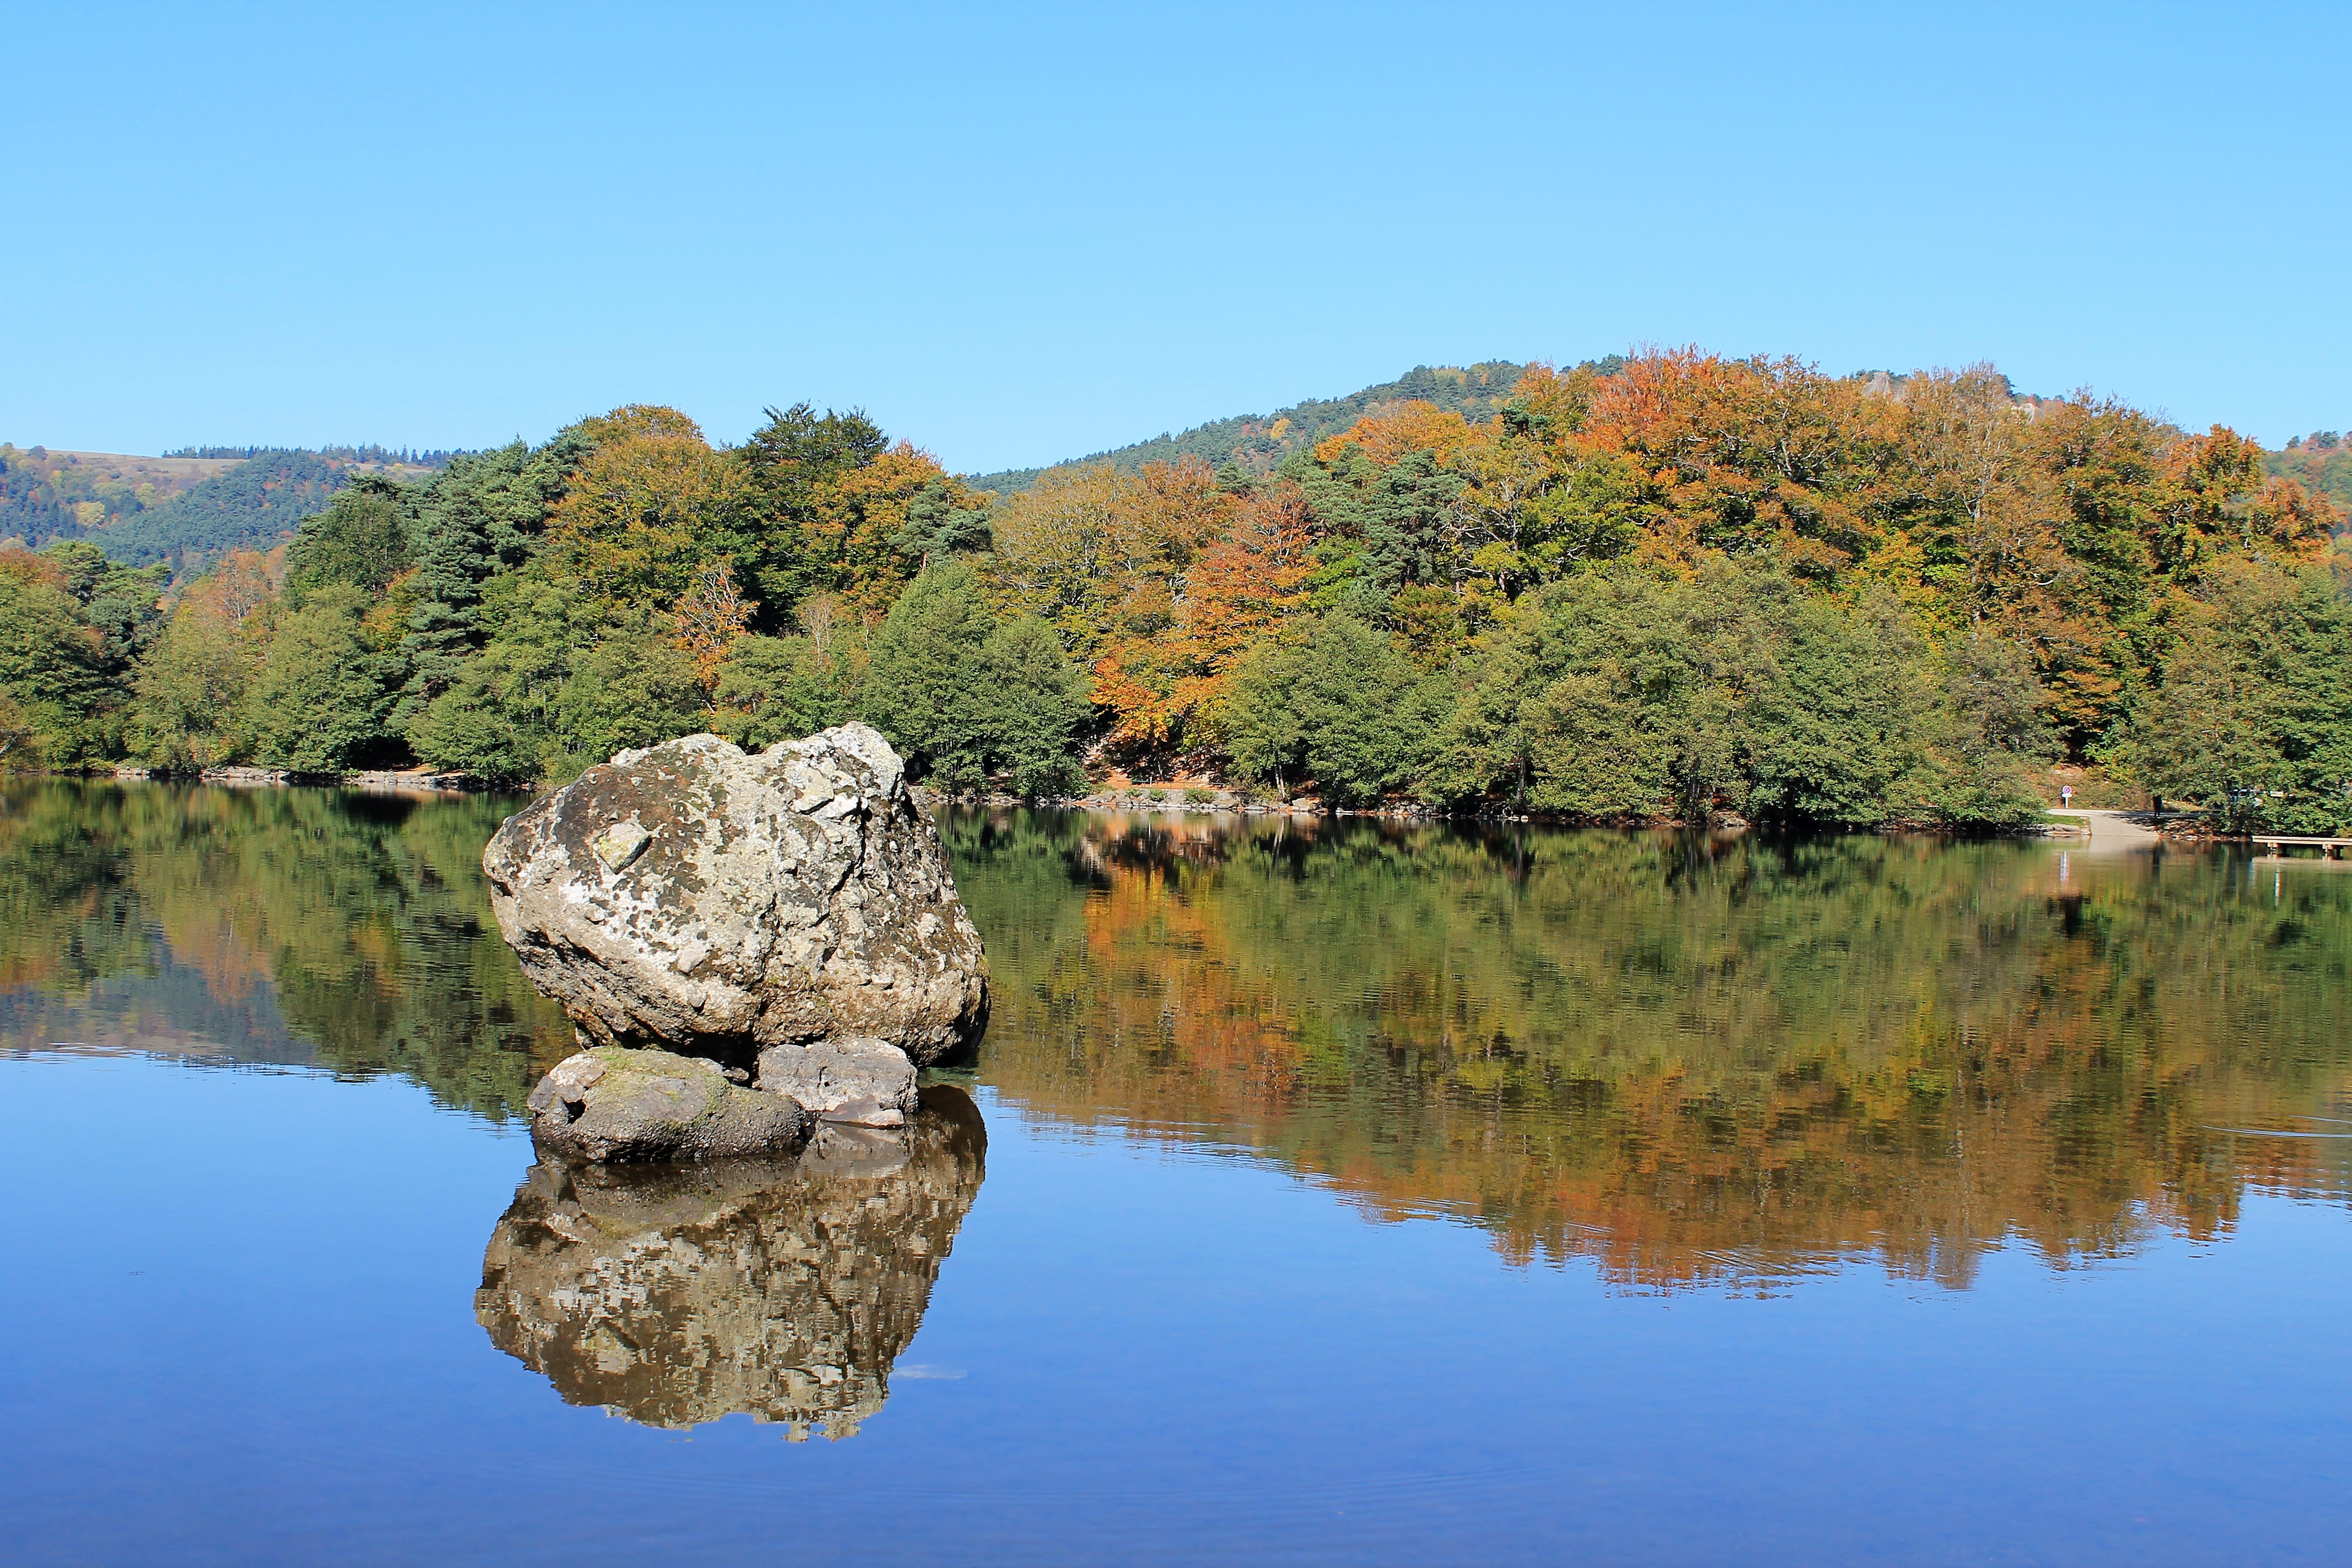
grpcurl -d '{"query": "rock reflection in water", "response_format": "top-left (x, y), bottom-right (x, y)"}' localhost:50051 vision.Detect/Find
top-left (475, 1084), bottom-right (984, 1438)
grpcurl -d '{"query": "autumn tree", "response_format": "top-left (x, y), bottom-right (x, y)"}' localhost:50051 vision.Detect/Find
top-left (540, 405), bottom-right (747, 612)
top-left (987, 458), bottom-right (1231, 661)
top-left (729, 404), bottom-right (982, 623)
top-left (1891, 365), bottom-right (2068, 628)
top-left (666, 561), bottom-right (756, 692)
top-left (2149, 424), bottom-right (2335, 578)
top-left (1576, 349), bottom-right (1900, 577)
top-left (806, 443), bottom-right (989, 618)
top-left (1093, 479), bottom-right (1315, 751)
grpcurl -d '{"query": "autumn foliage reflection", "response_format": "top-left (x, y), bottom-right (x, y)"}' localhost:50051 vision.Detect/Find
top-left (0, 780), bottom-right (574, 1115)
top-left (949, 810), bottom-right (2352, 1291)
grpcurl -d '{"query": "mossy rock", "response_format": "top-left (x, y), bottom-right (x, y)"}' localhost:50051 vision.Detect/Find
top-left (525, 1045), bottom-right (808, 1162)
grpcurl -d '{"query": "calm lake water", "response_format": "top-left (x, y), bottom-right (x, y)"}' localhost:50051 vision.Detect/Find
top-left (4, 781), bottom-right (2349, 1565)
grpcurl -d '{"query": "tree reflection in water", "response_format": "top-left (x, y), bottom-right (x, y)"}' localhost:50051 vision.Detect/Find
top-left (0, 779), bottom-right (574, 1115)
top-left (948, 809), bottom-right (2352, 1293)
top-left (7, 780), bottom-right (2347, 1305)
top-left (476, 1085), bottom-right (986, 1438)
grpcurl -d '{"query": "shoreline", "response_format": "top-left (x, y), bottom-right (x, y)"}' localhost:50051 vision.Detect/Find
top-left (19, 766), bottom-right (2226, 841)
top-left (92, 764), bottom-right (484, 794)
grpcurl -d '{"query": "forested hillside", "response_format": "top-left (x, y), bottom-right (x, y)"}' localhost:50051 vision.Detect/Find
top-left (93, 451), bottom-right (351, 568)
top-left (2267, 433), bottom-right (2352, 517)
top-left (968, 361), bottom-right (1550, 494)
top-left (0, 447), bottom-right (238, 549)
top-left (0, 444), bottom-right (454, 569)
top-left (3, 355), bottom-right (2347, 835)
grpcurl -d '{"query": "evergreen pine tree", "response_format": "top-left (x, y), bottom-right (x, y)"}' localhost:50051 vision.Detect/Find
top-left (394, 435), bottom-right (582, 728)
top-left (396, 483), bottom-right (494, 725)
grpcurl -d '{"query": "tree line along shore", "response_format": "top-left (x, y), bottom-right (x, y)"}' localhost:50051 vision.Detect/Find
top-left (3, 352), bottom-right (2347, 834)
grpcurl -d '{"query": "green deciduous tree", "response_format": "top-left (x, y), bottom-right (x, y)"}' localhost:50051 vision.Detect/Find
top-left (132, 607), bottom-right (254, 771)
top-left (284, 481), bottom-right (415, 606)
top-left (38, 540), bottom-right (170, 677)
top-left (1217, 613), bottom-right (1439, 805)
top-left (407, 570), bottom-right (707, 787)
top-left (1908, 630), bottom-right (2057, 829)
top-left (861, 563), bottom-right (1091, 794)
top-left (547, 622), bottom-right (706, 782)
top-left (1437, 569), bottom-right (1685, 819)
top-left (0, 553), bottom-right (117, 766)
top-left (711, 632), bottom-right (863, 751)
top-left (966, 616), bottom-right (1093, 797)
top-left (244, 585), bottom-right (402, 771)
top-left (1423, 559), bottom-right (2035, 827)
top-left (2119, 559), bottom-right (2352, 832)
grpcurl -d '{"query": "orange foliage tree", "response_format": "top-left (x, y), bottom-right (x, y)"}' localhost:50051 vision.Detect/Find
top-left (666, 562), bottom-right (758, 692)
top-left (1092, 481), bottom-right (1321, 750)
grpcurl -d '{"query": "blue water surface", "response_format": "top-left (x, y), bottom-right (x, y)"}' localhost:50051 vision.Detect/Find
top-left (4, 788), bottom-right (2350, 1565)
top-left (4, 1050), bottom-right (2347, 1567)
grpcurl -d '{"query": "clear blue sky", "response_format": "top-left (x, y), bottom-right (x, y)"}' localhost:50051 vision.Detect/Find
top-left (6, 2), bottom-right (2345, 470)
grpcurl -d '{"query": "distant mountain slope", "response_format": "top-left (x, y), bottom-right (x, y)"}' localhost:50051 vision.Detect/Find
top-left (90, 450), bottom-right (351, 568)
top-left (2265, 438), bottom-right (2352, 521)
top-left (1, 443), bottom-right (456, 570)
top-left (0, 446), bottom-right (242, 550)
top-left (966, 361), bottom-right (1567, 495)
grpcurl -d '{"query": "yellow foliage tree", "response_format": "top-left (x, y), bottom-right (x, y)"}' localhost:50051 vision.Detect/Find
top-left (542, 405), bottom-right (748, 611)
top-left (1311, 400), bottom-right (1480, 470)
top-left (798, 442), bottom-right (982, 619)
top-left (987, 458), bottom-right (1232, 661)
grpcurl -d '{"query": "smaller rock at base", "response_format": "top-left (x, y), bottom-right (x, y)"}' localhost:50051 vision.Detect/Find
top-left (527, 1047), bottom-right (809, 1162)
top-left (755, 1036), bottom-right (918, 1127)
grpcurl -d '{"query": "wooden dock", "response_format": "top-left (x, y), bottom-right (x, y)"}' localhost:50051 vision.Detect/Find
top-left (2248, 834), bottom-right (2352, 858)
top-left (2049, 814), bottom-right (2352, 859)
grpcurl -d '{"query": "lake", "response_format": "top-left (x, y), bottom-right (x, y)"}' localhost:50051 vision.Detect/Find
top-left (3, 781), bottom-right (2348, 1565)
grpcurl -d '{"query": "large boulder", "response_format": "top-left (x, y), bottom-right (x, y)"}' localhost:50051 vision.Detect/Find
top-left (482, 723), bottom-right (987, 1068)
top-left (525, 1046), bottom-right (808, 1162)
